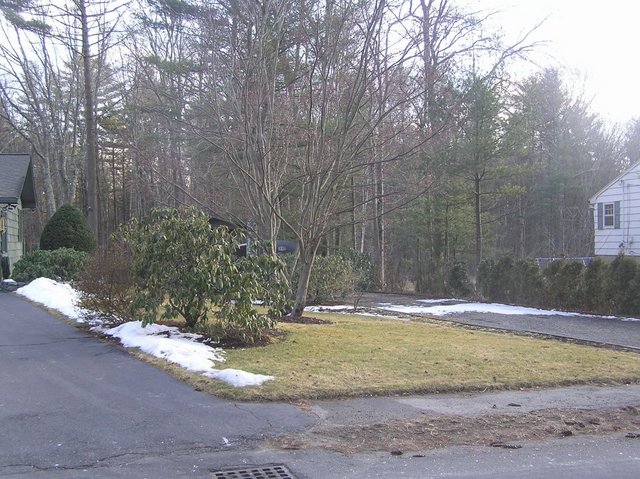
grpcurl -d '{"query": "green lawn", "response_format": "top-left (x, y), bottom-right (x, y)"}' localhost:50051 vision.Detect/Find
top-left (170, 312), bottom-right (640, 401)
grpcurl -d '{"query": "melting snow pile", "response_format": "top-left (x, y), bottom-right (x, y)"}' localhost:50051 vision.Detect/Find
top-left (16, 277), bottom-right (88, 321)
top-left (15, 278), bottom-right (273, 387)
top-left (104, 321), bottom-right (273, 387)
top-left (377, 301), bottom-right (585, 317)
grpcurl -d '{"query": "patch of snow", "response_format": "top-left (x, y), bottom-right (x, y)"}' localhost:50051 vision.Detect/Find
top-left (416, 298), bottom-right (467, 304)
top-left (203, 368), bottom-right (274, 387)
top-left (16, 277), bottom-right (88, 321)
top-left (377, 302), bottom-right (585, 317)
top-left (305, 305), bottom-right (353, 312)
top-left (103, 321), bottom-right (273, 387)
top-left (104, 321), bottom-right (226, 370)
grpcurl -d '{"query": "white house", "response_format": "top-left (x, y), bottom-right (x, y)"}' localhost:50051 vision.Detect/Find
top-left (590, 162), bottom-right (640, 258)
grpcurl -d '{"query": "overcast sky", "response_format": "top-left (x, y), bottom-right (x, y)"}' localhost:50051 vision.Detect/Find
top-left (463, 0), bottom-right (639, 126)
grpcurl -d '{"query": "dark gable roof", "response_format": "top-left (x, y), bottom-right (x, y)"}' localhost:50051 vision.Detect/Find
top-left (0, 154), bottom-right (37, 209)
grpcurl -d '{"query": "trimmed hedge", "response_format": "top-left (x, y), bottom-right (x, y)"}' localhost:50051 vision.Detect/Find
top-left (11, 248), bottom-right (88, 282)
top-left (478, 254), bottom-right (640, 316)
top-left (478, 257), bottom-right (543, 306)
top-left (40, 204), bottom-right (96, 253)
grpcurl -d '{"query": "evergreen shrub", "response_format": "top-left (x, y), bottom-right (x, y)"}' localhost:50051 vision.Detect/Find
top-left (511, 259), bottom-right (544, 306)
top-left (543, 260), bottom-right (584, 310)
top-left (339, 249), bottom-right (374, 292)
top-left (448, 261), bottom-right (472, 297)
top-left (607, 254), bottom-right (640, 315)
top-left (285, 249), bottom-right (372, 305)
top-left (479, 257), bottom-right (542, 304)
top-left (124, 207), bottom-right (287, 343)
top-left (478, 258), bottom-right (496, 299)
top-left (306, 254), bottom-right (357, 304)
top-left (477, 253), bottom-right (640, 317)
top-left (581, 258), bottom-right (610, 313)
top-left (40, 204), bottom-right (96, 253)
top-left (11, 248), bottom-right (88, 282)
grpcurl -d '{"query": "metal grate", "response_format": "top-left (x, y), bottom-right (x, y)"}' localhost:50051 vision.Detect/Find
top-left (211, 464), bottom-right (297, 479)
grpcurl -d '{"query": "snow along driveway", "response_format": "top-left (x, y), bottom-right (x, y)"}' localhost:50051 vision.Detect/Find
top-left (16, 278), bottom-right (273, 387)
top-left (348, 292), bottom-right (640, 350)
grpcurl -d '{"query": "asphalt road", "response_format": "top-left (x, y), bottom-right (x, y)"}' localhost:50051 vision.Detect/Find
top-left (1, 291), bottom-right (639, 478)
top-left (355, 292), bottom-right (640, 350)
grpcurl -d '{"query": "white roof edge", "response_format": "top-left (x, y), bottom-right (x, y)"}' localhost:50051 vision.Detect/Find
top-left (589, 161), bottom-right (640, 204)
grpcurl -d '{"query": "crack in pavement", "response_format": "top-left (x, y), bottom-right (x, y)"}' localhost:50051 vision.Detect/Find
top-left (233, 403), bottom-right (275, 430)
top-left (0, 443), bottom-right (254, 476)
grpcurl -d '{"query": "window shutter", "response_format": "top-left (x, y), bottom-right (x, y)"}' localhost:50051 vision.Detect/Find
top-left (597, 202), bottom-right (603, 230)
top-left (614, 200), bottom-right (621, 229)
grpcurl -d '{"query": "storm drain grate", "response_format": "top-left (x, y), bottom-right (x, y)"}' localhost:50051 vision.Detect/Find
top-left (211, 464), bottom-right (297, 479)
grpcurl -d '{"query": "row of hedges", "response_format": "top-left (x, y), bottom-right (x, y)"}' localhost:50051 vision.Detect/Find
top-left (479, 255), bottom-right (640, 316)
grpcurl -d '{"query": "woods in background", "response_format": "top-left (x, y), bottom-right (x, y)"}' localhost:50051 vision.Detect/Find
top-left (1, 0), bottom-right (637, 307)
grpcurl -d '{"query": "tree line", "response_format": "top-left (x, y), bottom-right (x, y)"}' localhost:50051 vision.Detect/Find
top-left (1, 0), bottom-right (639, 313)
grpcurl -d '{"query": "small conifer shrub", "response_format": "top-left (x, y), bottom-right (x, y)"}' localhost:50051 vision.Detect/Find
top-left (40, 204), bottom-right (96, 253)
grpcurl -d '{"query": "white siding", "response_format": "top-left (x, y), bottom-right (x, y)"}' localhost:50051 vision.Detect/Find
top-left (591, 163), bottom-right (640, 257)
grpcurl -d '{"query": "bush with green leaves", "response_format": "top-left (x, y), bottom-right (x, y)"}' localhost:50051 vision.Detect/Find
top-left (338, 249), bottom-right (374, 292)
top-left (478, 258), bottom-right (496, 299)
top-left (478, 257), bottom-right (515, 302)
top-left (447, 261), bottom-right (472, 297)
top-left (581, 258), bottom-right (610, 313)
top-left (480, 256), bottom-right (544, 305)
top-left (284, 250), bottom-right (370, 305)
top-left (40, 204), bottom-right (96, 253)
top-left (11, 248), bottom-right (88, 282)
top-left (543, 260), bottom-right (584, 310)
top-left (124, 207), bottom-right (287, 342)
top-left (511, 259), bottom-right (544, 306)
top-left (305, 254), bottom-right (359, 304)
top-left (607, 254), bottom-right (640, 315)
top-left (477, 253), bottom-right (640, 316)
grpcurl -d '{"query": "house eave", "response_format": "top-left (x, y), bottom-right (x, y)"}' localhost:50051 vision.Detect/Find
top-left (0, 153), bottom-right (37, 210)
top-left (590, 161), bottom-right (640, 203)
top-left (0, 197), bottom-right (19, 205)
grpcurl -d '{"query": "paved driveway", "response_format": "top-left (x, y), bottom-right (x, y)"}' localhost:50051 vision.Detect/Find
top-left (0, 292), bottom-right (312, 475)
top-left (355, 293), bottom-right (640, 350)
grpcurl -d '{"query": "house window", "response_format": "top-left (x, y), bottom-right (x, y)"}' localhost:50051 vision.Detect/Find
top-left (603, 202), bottom-right (615, 228)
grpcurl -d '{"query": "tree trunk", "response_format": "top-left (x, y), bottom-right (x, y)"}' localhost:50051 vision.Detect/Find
top-left (291, 244), bottom-right (318, 317)
top-left (80, 0), bottom-right (98, 238)
top-left (474, 173), bottom-right (482, 274)
top-left (374, 161), bottom-right (386, 290)
top-left (351, 175), bottom-right (357, 250)
top-left (518, 194), bottom-right (526, 258)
